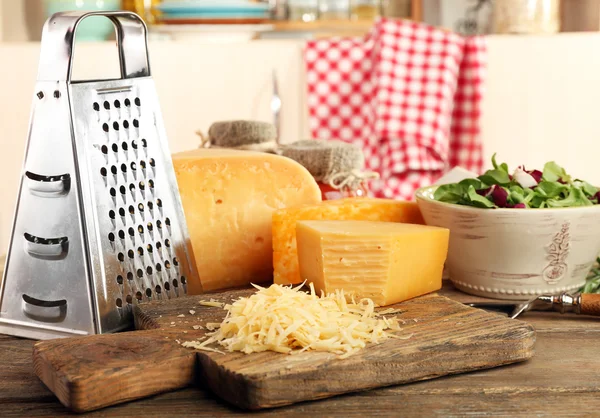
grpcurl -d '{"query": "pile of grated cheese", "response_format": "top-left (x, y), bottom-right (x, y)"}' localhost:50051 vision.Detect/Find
top-left (181, 282), bottom-right (410, 359)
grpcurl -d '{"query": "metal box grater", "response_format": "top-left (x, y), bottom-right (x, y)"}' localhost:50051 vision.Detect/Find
top-left (0, 11), bottom-right (200, 340)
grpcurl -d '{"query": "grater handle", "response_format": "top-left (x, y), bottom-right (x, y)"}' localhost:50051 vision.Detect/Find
top-left (37, 11), bottom-right (150, 82)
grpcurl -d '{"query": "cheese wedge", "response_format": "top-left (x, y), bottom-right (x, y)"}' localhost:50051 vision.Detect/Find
top-left (296, 220), bottom-right (449, 306)
top-left (273, 198), bottom-right (425, 285)
top-left (172, 148), bottom-right (321, 292)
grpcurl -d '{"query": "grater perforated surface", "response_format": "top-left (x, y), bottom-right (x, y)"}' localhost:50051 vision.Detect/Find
top-left (0, 11), bottom-right (198, 340)
top-left (70, 78), bottom-right (195, 334)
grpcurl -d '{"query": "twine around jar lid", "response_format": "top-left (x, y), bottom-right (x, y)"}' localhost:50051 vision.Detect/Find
top-left (196, 120), bottom-right (278, 152)
top-left (281, 139), bottom-right (379, 190)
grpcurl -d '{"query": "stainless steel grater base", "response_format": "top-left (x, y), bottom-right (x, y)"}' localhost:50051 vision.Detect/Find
top-left (0, 11), bottom-right (199, 340)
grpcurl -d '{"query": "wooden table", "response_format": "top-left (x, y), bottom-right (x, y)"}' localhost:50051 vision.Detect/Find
top-left (1, 281), bottom-right (599, 417)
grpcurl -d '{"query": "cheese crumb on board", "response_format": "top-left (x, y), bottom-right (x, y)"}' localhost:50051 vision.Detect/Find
top-left (199, 300), bottom-right (224, 308)
top-left (181, 282), bottom-right (408, 358)
top-left (177, 314), bottom-right (185, 318)
top-left (189, 310), bottom-right (196, 315)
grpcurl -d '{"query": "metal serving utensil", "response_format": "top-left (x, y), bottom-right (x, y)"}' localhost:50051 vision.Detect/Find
top-left (468, 292), bottom-right (600, 319)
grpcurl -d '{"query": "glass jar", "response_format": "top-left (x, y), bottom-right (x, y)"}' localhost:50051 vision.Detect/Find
top-left (381, 0), bottom-right (411, 18)
top-left (350, 0), bottom-right (380, 20)
top-left (492, 0), bottom-right (561, 34)
top-left (318, 181), bottom-right (369, 201)
top-left (289, 0), bottom-right (319, 22)
top-left (319, 0), bottom-right (350, 20)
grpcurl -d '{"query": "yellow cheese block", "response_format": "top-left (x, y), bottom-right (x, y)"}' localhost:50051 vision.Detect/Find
top-left (172, 148), bottom-right (321, 292)
top-left (296, 220), bottom-right (449, 306)
top-left (272, 198), bottom-right (425, 285)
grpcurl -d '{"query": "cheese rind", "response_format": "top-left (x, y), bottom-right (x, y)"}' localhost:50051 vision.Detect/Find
top-left (172, 148), bottom-right (321, 292)
top-left (296, 220), bottom-right (449, 306)
top-left (273, 198), bottom-right (425, 285)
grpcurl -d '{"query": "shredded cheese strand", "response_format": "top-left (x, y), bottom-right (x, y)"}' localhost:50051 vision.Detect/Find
top-left (181, 283), bottom-right (409, 358)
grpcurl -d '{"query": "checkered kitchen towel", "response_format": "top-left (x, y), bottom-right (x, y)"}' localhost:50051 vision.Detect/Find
top-left (306, 18), bottom-right (486, 200)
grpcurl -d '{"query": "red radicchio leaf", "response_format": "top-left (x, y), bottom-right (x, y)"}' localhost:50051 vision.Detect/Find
top-left (476, 187), bottom-right (492, 197)
top-left (513, 203), bottom-right (527, 209)
top-left (527, 170), bottom-right (543, 184)
top-left (491, 185), bottom-right (509, 207)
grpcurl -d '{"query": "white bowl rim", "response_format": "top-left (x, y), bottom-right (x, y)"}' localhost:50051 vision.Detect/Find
top-left (415, 185), bottom-right (600, 214)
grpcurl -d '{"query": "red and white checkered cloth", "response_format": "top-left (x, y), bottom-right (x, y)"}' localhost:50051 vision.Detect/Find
top-left (306, 18), bottom-right (486, 200)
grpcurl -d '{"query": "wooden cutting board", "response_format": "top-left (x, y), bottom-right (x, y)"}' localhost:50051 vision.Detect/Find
top-left (33, 288), bottom-right (535, 413)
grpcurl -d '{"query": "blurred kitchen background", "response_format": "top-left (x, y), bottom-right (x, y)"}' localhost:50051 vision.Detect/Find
top-left (2, 0), bottom-right (600, 246)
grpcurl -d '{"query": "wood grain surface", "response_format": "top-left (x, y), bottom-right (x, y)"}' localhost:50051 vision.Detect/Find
top-left (581, 293), bottom-right (600, 315)
top-left (33, 287), bottom-right (534, 413)
top-left (2, 284), bottom-right (600, 416)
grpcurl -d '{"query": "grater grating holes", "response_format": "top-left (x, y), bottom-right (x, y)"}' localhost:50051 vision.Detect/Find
top-left (181, 276), bottom-right (187, 285)
top-left (103, 101), bottom-right (110, 110)
top-left (94, 94), bottom-right (186, 305)
top-left (108, 231), bottom-right (115, 241)
top-left (118, 252), bottom-right (125, 262)
top-left (93, 102), bottom-right (100, 111)
top-left (126, 295), bottom-right (132, 304)
top-left (116, 275), bottom-right (123, 285)
top-left (116, 298), bottom-right (122, 308)
top-left (100, 167), bottom-right (107, 177)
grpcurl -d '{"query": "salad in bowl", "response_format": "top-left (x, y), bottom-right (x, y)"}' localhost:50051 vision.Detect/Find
top-left (416, 156), bottom-right (600, 300)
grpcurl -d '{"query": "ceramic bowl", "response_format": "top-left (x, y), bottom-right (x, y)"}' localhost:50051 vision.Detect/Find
top-left (416, 185), bottom-right (600, 300)
top-left (44, 0), bottom-right (121, 41)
